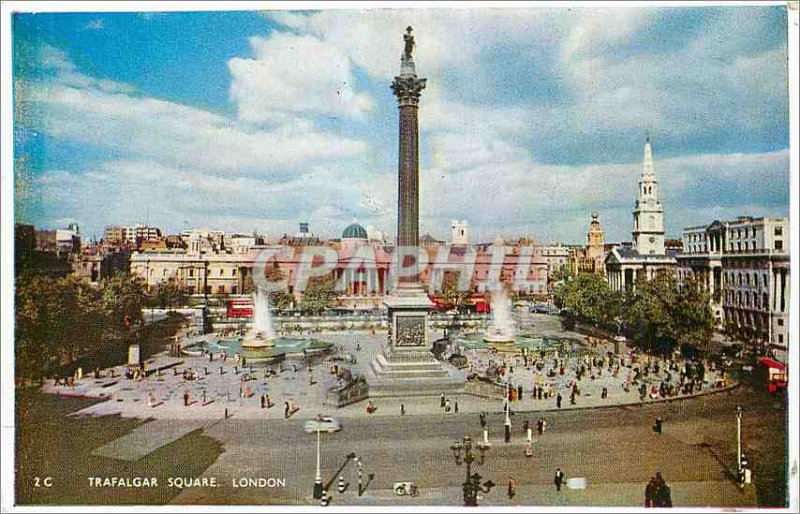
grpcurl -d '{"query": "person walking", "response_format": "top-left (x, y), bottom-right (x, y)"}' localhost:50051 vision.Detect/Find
top-left (260, 394), bottom-right (266, 409)
top-left (183, 390), bottom-right (190, 406)
top-left (445, 398), bottom-right (451, 413)
top-left (554, 468), bottom-right (565, 492)
top-left (517, 384), bottom-right (523, 401)
top-left (653, 473), bottom-right (672, 507)
top-left (441, 392), bottom-right (446, 409)
top-left (556, 393), bottom-right (562, 409)
top-left (507, 477), bottom-right (517, 500)
top-left (644, 476), bottom-right (658, 507)
top-left (284, 401), bottom-right (290, 419)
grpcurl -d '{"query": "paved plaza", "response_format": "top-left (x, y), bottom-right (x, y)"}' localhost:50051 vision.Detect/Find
top-left (45, 314), bottom-right (731, 427)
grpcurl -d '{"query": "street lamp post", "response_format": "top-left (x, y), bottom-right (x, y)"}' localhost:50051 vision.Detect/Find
top-left (450, 436), bottom-right (494, 507)
top-left (313, 428), bottom-right (323, 499)
top-left (504, 379), bottom-right (512, 443)
top-left (736, 405), bottom-right (742, 473)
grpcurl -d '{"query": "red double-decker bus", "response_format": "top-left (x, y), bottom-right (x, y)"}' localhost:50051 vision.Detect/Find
top-left (756, 357), bottom-right (788, 394)
top-left (227, 299), bottom-right (253, 318)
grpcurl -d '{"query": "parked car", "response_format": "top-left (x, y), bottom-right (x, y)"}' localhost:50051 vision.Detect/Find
top-left (304, 415), bottom-right (342, 433)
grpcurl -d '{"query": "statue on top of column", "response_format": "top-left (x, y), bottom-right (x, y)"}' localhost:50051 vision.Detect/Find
top-left (403, 26), bottom-right (415, 60)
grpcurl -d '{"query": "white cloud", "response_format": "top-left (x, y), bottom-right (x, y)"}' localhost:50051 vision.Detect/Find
top-left (228, 33), bottom-right (374, 123)
top-left (21, 48), bottom-right (368, 177)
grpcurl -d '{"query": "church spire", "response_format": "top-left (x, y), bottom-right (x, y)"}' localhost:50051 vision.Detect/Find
top-left (642, 137), bottom-right (655, 181)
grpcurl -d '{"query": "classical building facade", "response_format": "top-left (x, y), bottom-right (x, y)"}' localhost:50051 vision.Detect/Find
top-left (677, 216), bottom-right (790, 352)
top-left (606, 139), bottom-right (677, 290)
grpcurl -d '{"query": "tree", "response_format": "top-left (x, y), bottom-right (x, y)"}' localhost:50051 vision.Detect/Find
top-left (440, 270), bottom-right (471, 312)
top-left (269, 290), bottom-right (294, 311)
top-left (150, 277), bottom-right (187, 311)
top-left (99, 272), bottom-right (147, 336)
top-left (622, 273), bottom-right (714, 357)
top-left (15, 274), bottom-right (104, 380)
top-left (553, 273), bottom-right (622, 331)
top-left (300, 274), bottom-right (337, 315)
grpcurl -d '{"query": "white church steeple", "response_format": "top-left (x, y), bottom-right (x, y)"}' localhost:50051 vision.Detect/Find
top-left (632, 137), bottom-right (665, 255)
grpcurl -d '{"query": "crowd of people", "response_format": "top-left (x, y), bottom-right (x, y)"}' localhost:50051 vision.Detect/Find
top-left (464, 344), bottom-right (728, 409)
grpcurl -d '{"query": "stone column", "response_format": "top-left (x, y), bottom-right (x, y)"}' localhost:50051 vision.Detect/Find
top-left (391, 54), bottom-right (426, 284)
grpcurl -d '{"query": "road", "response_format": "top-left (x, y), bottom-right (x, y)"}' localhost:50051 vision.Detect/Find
top-left (171, 382), bottom-right (786, 506)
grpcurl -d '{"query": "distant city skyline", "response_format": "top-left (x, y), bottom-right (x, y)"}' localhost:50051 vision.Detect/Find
top-left (13, 7), bottom-right (790, 244)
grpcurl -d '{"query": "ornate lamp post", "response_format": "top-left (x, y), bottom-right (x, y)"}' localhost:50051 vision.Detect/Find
top-left (450, 436), bottom-right (494, 506)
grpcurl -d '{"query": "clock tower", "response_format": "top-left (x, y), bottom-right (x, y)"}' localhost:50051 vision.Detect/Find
top-left (632, 137), bottom-right (665, 255)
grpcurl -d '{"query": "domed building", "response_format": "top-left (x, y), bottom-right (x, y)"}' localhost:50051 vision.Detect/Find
top-left (342, 222), bottom-right (368, 241)
top-left (334, 220), bottom-right (392, 311)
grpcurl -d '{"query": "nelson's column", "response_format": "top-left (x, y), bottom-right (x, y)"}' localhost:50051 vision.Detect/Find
top-left (369, 27), bottom-right (463, 396)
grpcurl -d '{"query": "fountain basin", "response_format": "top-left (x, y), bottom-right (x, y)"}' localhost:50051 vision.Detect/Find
top-left (183, 336), bottom-right (332, 365)
top-left (453, 332), bottom-right (585, 355)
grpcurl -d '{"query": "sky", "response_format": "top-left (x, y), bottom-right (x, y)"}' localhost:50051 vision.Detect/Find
top-left (12, 6), bottom-right (791, 244)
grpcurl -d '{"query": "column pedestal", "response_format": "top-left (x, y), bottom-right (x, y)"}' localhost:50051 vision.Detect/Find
top-left (369, 284), bottom-right (463, 397)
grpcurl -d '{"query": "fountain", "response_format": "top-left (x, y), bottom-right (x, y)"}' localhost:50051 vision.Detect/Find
top-left (445, 287), bottom-right (585, 355)
top-left (484, 289), bottom-right (517, 344)
top-left (241, 287), bottom-right (277, 349)
top-left (181, 287), bottom-right (332, 365)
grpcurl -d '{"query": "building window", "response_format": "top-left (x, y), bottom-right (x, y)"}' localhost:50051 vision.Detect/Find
top-left (217, 285), bottom-right (225, 294)
top-left (775, 240), bottom-right (783, 251)
top-left (778, 334), bottom-right (784, 344)
top-left (775, 226), bottom-right (782, 236)
top-left (233, 268), bottom-right (238, 276)
top-left (778, 318), bottom-right (784, 326)
top-left (189, 268), bottom-right (194, 278)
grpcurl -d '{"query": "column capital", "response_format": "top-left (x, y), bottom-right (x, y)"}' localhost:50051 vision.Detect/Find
top-left (392, 75), bottom-right (427, 107)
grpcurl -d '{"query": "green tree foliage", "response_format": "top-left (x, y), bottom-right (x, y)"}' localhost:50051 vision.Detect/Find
top-left (623, 273), bottom-right (714, 356)
top-left (553, 273), bottom-right (622, 331)
top-left (15, 271), bottom-right (152, 380)
top-left (269, 290), bottom-right (294, 311)
top-left (300, 274), bottom-right (337, 315)
top-left (149, 277), bottom-right (187, 311)
top-left (440, 270), bottom-right (471, 312)
top-left (100, 272), bottom-right (147, 333)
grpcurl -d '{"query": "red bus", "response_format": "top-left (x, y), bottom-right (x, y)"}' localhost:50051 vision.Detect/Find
top-left (756, 357), bottom-right (788, 394)
top-left (227, 299), bottom-right (254, 318)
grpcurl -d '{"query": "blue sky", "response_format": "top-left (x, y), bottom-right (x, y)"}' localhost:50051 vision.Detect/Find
top-left (13, 7), bottom-right (790, 244)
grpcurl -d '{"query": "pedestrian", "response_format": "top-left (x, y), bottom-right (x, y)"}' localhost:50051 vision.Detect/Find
top-left (507, 477), bottom-right (517, 499)
top-left (454, 401), bottom-right (459, 413)
top-left (556, 393), bottom-right (562, 409)
top-left (202, 390), bottom-right (207, 404)
top-left (445, 398), bottom-right (451, 413)
top-left (261, 394), bottom-right (266, 409)
top-left (602, 387), bottom-right (608, 399)
top-left (653, 417), bottom-right (663, 434)
top-left (523, 419), bottom-right (529, 434)
top-left (554, 468), bottom-right (565, 492)
top-left (532, 384), bottom-right (538, 399)
top-left (401, 403), bottom-right (405, 415)
top-left (537, 418), bottom-right (544, 435)
top-left (644, 476), bottom-right (658, 507)
top-left (653, 472), bottom-right (672, 507)
top-left (284, 401), bottom-right (290, 419)
top-left (183, 390), bottom-right (190, 406)
top-left (265, 394), bottom-right (271, 408)
top-left (480, 412), bottom-right (486, 428)
top-left (441, 392), bottom-right (446, 408)
top-left (517, 384), bottom-right (523, 401)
